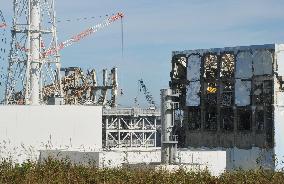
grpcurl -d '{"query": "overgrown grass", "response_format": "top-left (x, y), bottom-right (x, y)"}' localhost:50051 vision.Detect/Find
top-left (0, 158), bottom-right (283, 184)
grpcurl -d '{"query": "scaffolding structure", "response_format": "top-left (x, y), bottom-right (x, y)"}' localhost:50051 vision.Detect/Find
top-left (103, 107), bottom-right (160, 148)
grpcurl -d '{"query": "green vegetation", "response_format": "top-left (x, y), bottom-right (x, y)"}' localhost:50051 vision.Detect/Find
top-left (0, 158), bottom-right (283, 184)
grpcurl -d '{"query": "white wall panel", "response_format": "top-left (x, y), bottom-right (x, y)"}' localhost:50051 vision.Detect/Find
top-left (275, 44), bottom-right (284, 76)
top-left (0, 105), bottom-right (102, 162)
top-left (274, 107), bottom-right (284, 170)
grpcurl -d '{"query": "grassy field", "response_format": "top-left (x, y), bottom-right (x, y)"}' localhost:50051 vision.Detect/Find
top-left (0, 158), bottom-right (283, 184)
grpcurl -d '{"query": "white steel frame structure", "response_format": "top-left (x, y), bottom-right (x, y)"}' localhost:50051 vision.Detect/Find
top-left (5, 0), bottom-right (62, 105)
top-left (103, 108), bottom-right (160, 148)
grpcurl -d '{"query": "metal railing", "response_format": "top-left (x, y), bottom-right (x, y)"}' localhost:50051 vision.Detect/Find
top-left (103, 107), bottom-right (160, 116)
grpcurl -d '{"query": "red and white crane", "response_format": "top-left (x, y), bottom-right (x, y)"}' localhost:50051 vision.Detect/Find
top-left (42, 12), bottom-right (124, 57)
top-left (14, 12), bottom-right (124, 56)
top-left (0, 10), bottom-right (6, 29)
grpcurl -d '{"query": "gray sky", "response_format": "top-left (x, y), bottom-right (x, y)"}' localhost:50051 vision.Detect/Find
top-left (1, 0), bottom-right (284, 107)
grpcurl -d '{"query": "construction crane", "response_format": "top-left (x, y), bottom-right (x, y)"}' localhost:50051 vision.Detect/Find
top-left (135, 79), bottom-right (156, 108)
top-left (0, 23), bottom-right (6, 29)
top-left (0, 10), bottom-right (6, 29)
top-left (43, 12), bottom-right (124, 57)
top-left (15, 12), bottom-right (124, 57)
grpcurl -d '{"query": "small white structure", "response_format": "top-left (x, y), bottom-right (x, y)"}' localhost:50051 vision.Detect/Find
top-left (0, 105), bottom-right (102, 162)
top-left (39, 148), bottom-right (227, 176)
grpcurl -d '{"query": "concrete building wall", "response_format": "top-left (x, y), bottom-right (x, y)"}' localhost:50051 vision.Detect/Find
top-left (177, 149), bottom-right (226, 175)
top-left (275, 107), bottom-right (284, 170)
top-left (274, 44), bottom-right (284, 170)
top-left (0, 105), bottom-right (102, 162)
top-left (226, 147), bottom-right (274, 170)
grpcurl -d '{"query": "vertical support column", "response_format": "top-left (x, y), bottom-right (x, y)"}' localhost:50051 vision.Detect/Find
top-left (154, 117), bottom-right (157, 147)
top-left (29, 0), bottom-right (41, 105)
top-left (130, 132), bottom-right (133, 147)
top-left (24, 0), bottom-right (31, 104)
top-left (51, 0), bottom-right (63, 98)
top-left (161, 89), bottom-right (178, 165)
top-left (111, 67), bottom-right (118, 107)
top-left (106, 117), bottom-right (109, 148)
top-left (118, 117), bottom-right (121, 148)
top-left (217, 54), bottom-right (221, 133)
top-left (91, 69), bottom-right (97, 102)
top-left (101, 69), bottom-right (108, 105)
top-left (142, 118), bottom-right (145, 146)
top-left (200, 58), bottom-right (205, 131)
top-left (103, 69), bottom-right (107, 86)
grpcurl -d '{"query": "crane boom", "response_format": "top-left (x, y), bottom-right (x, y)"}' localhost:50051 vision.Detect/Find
top-left (0, 10), bottom-right (6, 29)
top-left (43, 12), bottom-right (124, 57)
top-left (0, 23), bottom-right (6, 29)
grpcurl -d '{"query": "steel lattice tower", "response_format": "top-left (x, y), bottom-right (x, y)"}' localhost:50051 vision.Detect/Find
top-left (5, 0), bottom-right (62, 105)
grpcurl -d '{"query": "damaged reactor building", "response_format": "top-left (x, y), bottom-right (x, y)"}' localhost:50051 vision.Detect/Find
top-left (170, 44), bottom-right (284, 170)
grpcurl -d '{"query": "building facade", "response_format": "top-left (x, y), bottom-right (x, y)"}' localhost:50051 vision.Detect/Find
top-left (170, 44), bottom-right (284, 170)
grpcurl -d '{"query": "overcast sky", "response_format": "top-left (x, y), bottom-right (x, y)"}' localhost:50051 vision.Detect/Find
top-left (1, 0), bottom-right (284, 107)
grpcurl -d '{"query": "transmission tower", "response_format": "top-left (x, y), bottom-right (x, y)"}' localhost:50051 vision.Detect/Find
top-left (5, 0), bottom-right (62, 105)
top-left (0, 10), bottom-right (7, 92)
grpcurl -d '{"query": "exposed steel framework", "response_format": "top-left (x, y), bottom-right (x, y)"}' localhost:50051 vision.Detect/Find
top-left (103, 107), bottom-right (160, 148)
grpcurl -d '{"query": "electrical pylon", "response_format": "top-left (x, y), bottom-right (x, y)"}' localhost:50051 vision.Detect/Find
top-left (5, 0), bottom-right (62, 105)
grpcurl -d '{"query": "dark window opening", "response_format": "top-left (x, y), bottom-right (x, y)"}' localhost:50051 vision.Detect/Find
top-left (238, 108), bottom-right (251, 131)
top-left (265, 106), bottom-right (274, 147)
top-left (171, 55), bottom-right (187, 80)
top-left (206, 82), bottom-right (217, 105)
top-left (256, 110), bottom-right (264, 131)
top-left (220, 108), bottom-right (234, 131)
top-left (221, 81), bottom-right (234, 106)
top-left (263, 80), bottom-right (272, 105)
top-left (253, 81), bottom-right (264, 105)
top-left (188, 108), bottom-right (201, 130)
top-left (253, 80), bottom-right (272, 106)
top-left (205, 107), bottom-right (217, 131)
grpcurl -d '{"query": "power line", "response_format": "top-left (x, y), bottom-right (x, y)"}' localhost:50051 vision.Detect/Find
top-left (49, 13), bottom-right (117, 24)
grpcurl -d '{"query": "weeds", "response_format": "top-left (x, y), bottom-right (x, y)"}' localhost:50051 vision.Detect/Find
top-left (0, 158), bottom-right (283, 183)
